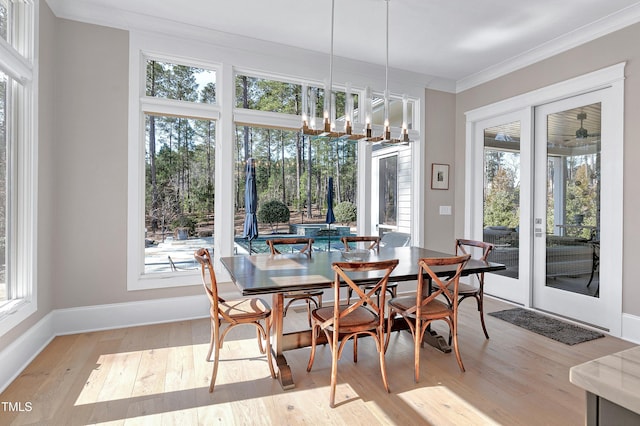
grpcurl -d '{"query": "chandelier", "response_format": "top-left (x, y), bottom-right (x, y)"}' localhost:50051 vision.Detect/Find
top-left (301, 0), bottom-right (341, 138)
top-left (301, 0), bottom-right (411, 144)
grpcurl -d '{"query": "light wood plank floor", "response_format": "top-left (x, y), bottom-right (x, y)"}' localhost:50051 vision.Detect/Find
top-left (1, 297), bottom-right (635, 425)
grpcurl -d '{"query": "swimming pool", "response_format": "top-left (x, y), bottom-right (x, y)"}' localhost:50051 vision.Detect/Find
top-left (144, 234), bottom-right (352, 274)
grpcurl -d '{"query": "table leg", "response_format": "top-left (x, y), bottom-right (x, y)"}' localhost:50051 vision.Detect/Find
top-left (423, 331), bottom-right (452, 353)
top-left (271, 293), bottom-right (295, 389)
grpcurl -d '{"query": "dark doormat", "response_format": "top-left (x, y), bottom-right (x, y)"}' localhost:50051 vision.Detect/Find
top-left (488, 307), bottom-right (605, 345)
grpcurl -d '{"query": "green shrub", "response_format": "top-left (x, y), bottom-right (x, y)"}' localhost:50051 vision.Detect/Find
top-left (334, 201), bottom-right (357, 225)
top-left (258, 200), bottom-right (290, 233)
top-left (172, 215), bottom-right (196, 235)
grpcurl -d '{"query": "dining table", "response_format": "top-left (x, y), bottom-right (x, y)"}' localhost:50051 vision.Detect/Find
top-left (221, 245), bottom-right (505, 390)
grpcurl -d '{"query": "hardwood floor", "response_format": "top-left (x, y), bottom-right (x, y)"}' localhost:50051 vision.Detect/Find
top-left (0, 296), bottom-right (635, 425)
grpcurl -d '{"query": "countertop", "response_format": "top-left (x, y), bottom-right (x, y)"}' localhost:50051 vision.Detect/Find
top-left (570, 345), bottom-right (640, 414)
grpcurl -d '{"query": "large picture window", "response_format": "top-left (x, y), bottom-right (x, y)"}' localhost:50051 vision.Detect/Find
top-left (233, 123), bottom-right (358, 254)
top-left (0, 0), bottom-right (36, 336)
top-left (128, 39), bottom-right (420, 290)
top-left (129, 56), bottom-right (220, 290)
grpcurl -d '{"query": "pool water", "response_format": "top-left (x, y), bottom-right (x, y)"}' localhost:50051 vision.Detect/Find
top-left (144, 234), bottom-right (352, 274)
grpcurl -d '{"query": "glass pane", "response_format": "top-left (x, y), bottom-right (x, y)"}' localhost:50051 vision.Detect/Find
top-left (0, 72), bottom-right (6, 302)
top-left (235, 75), bottom-right (302, 114)
top-left (144, 114), bottom-right (215, 274)
top-left (483, 121), bottom-right (521, 279)
top-left (145, 60), bottom-right (216, 104)
top-left (0, 0), bottom-right (8, 42)
top-left (369, 97), bottom-right (412, 128)
top-left (234, 75), bottom-right (360, 131)
top-left (233, 124), bottom-right (358, 253)
top-left (545, 103), bottom-right (600, 297)
top-left (379, 155), bottom-right (397, 226)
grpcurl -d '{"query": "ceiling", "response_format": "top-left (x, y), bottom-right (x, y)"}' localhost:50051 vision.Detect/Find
top-left (485, 102), bottom-right (602, 155)
top-left (47, 0), bottom-right (640, 91)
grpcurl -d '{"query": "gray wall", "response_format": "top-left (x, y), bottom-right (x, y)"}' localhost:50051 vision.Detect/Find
top-left (423, 88), bottom-right (456, 253)
top-left (454, 22), bottom-right (640, 317)
top-left (50, 18), bottom-right (203, 309)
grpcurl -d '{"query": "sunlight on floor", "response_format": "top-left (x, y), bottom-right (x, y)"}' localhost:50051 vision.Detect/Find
top-left (399, 385), bottom-right (499, 425)
top-left (73, 335), bottom-right (271, 407)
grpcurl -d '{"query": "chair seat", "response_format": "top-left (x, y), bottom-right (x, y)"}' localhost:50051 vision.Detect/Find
top-left (311, 305), bottom-right (379, 330)
top-left (388, 296), bottom-right (451, 318)
top-left (218, 298), bottom-right (271, 321)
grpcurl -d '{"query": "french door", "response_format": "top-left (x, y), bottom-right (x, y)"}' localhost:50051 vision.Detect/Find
top-left (472, 109), bottom-right (532, 305)
top-left (532, 89), bottom-right (620, 330)
top-left (467, 64), bottom-right (624, 334)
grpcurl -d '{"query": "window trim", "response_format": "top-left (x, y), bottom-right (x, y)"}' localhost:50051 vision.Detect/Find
top-left (141, 97), bottom-right (220, 121)
top-left (0, 0), bottom-right (37, 337)
top-left (128, 51), bottom-right (222, 291)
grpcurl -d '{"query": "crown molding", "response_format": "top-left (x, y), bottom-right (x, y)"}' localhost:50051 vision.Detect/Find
top-left (47, 0), bottom-right (640, 94)
top-left (46, 0), bottom-right (455, 93)
top-left (456, 2), bottom-right (640, 93)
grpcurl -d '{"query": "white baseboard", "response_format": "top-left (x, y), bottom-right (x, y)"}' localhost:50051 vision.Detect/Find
top-left (622, 312), bottom-right (640, 344)
top-left (0, 311), bottom-right (55, 395)
top-left (52, 294), bottom-right (209, 335)
top-left (0, 294), bottom-right (209, 393)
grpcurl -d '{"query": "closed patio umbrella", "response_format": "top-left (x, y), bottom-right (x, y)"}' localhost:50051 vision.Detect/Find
top-left (326, 176), bottom-right (336, 251)
top-left (243, 158), bottom-right (258, 253)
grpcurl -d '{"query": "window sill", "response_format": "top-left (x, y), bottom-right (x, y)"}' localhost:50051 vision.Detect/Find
top-left (0, 299), bottom-right (36, 338)
top-left (128, 270), bottom-right (201, 291)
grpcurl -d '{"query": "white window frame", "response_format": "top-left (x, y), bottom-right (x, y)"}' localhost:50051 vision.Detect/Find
top-left (127, 49), bottom-right (221, 291)
top-left (127, 33), bottom-right (425, 290)
top-left (0, 0), bottom-right (37, 337)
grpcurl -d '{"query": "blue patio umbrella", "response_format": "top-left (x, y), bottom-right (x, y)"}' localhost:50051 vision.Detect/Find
top-left (326, 176), bottom-right (336, 251)
top-left (243, 158), bottom-right (258, 253)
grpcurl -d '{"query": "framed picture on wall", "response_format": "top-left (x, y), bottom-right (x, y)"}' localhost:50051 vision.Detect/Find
top-left (431, 163), bottom-right (449, 190)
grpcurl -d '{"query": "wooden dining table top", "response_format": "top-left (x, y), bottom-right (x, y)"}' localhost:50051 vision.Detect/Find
top-left (221, 246), bottom-right (505, 296)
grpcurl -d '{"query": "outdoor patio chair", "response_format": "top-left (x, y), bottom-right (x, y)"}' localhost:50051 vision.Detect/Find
top-left (194, 248), bottom-right (276, 393)
top-left (266, 238), bottom-right (322, 327)
top-left (380, 231), bottom-right (411, 248)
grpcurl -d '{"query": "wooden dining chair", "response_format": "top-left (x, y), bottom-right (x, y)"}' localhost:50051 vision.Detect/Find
top-left (455, 239), bottom-right (494, 340)
top-left (386, 254), bottom-right (471, 382)
top-left (194, 248), bottom-right (276, 393)
top-left (341, 236), bottom-right (397, 305)
top-left (306, 259), bottom-right (399, 407)
top-left (266, 238), bottom-right (322, 327)
top-left (341, 235), bottom-right (381, 251)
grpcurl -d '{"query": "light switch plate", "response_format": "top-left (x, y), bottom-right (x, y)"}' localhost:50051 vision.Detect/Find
top-left (439, 205), bottom-right (452, 215)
